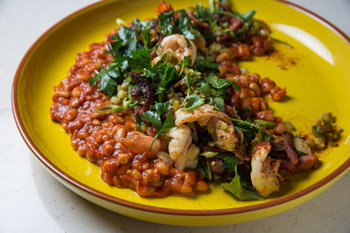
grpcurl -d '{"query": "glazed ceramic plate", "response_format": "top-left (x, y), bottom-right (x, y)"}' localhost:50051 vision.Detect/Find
top-left (12, 0), bottom-right (350, 226)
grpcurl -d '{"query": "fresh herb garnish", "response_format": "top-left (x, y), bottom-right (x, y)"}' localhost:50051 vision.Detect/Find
top-left (200, 151), bottom-right (219, 158)
top-left (235, 10), bottom-right (256, 22)
top-left (231, 118), bottom-right (271, 144)
top-left (140, 110), bottom-right (177, 151)
top-left (217, 153), bottom-right (240, 177)
top-left (183, 94), bottom-right (205, 111)
top-left (254, 119), bottom-right (276, 127)
top-left (221, 163), bottom-right (264, 201)
top-left (196, 155), bottom-right (213, 181)
top-left (270, 36), bottom-right (293, 49)
top-left (94, 105), bottom-right (126, 113)
top-left (139, 110), bottom-right (162, 130)
top-left (89, 68), bottom-right (123, 96)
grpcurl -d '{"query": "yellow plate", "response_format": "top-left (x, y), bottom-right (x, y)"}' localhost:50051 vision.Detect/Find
top-left (12, 0), bottom-right (350, 226)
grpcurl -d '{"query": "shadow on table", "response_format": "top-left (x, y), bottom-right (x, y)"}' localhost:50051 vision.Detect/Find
top-left (30, 154), bottom-right (350, 233)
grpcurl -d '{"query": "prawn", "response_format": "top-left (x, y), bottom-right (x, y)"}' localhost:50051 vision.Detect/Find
top-left (121, 131), bottom-right (161, 158)
top-left (167, 125), bottom-right (200, 170)
top-left (153, 34), bottom-right (197, 65)
top-left (174, 105), bottom-right (249, 160)
top-left (175, 104), bottom-right (232, 126)
top-left (250, 142), bottom-right (281, 197)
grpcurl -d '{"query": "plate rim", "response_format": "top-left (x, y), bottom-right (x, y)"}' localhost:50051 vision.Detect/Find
top-left (11, 0), bottom-right (350, 216)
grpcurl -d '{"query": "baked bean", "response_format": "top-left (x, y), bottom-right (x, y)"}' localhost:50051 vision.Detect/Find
top-left (240, 75), bottom-right (250, 87)
top-left (131, 169), bottom-right (142, 180)
top-left (103, 143), bottom-right (114, 156)
top-left (77, 144), bottom-right (87, 156)
top-left (256, 110), bottom-right (274, 122)
top-left (249, 82), bottom-right (260, 96)
top-left (67, 119), bottom-right (84, 132)
top-left (59, 98), bottom-right (70, 105)
top-left (218, 65), bottom-right (227, 76)
top-left (249, 73), bottom-right (260, 83)
top-left (142, 162), bottom-right (150, 171)
top-left (102, 122), bottom-right (112, 128)
top-left (274, 123), bottom-right (286, 135)
top-left (116, 128), bottom-right (127, 140)
top-left (116, 164), bottom-right (130, 175)
top-left (91, 111), bottom-right (106, 120)
top-left (180, 184), bottom-right (193, 194)
top-left (109, 115), bottom-right (125, 124)
top-left (56, 91), bottom-right (71, 98)
top-left (136, 185), bottom-right (155, 197)
top-left (216, 52), bottom-right (230, 63)
top-left (64, 109), bottom-right (78, 121)
top-left (145, 169), bottom-right (160, 184)
top-left (261, 78), bottom-right (276, 93)
top-left (76, 71), bottom-right (90, 81)
top-left (70, 98), bottom-right (80, 108)
top-left (77, 130), bottom-right (89, 139)
top-left (196, 180), bottom-right (209, 192)
top-left (72, 87), bottom-right (82, 98)
top-left (81, 102), bottom-right (90, 110)
top-left (118, 153), bottom-right (129, 164)
top-left (170, 178), bottom-right (183, 192)
top-left (71, 139), bottom-right (79, 150)
top-left (184, 172), bottom-right (196, 185)
top-left (92, 119), bottom-right (102, 126)
top-left (155, 161), bottom-right (170, 175)
top-left (274, 116), bottom-right (283, 123)
top-left (270, 87), bottom-right (287, 101)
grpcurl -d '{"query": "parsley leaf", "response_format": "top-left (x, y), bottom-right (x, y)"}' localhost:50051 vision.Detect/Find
top-left (89, 68), bottom-right (123, 96)
top-left (157, 111), bottom-right (177, 134)
top-left (158, 9), bottom-right (200, 40)
top-left (109, 26), bottom-right (138, 56)
top-left (149, 111), bottom-right (177, 151)
top-left (213, 97), bottom-right (225, 112)
top-left (139, 108), bottom-right (177, 151)
top-left (158, 11), bottom-right (175, 35)
top-left (194, 57), bottom-right (219, 71)
top-left (139, 110), bottom-right (162, 129)
top-left (221, 163), bottom-right (264, 201)
top-left (183, 94), bottom-right (205, 111)
top-left (206, 74), bottom-right (239, 90)
top-left (198, 81), bottom-right (211, 97)
top-left (217, 153), bottom-right (239, 177)
top-left (153, 102), bottom-right (170, 115)
top-left (127, 49), bottom-right (152, 71)
top-left (231, 118), bottom-right (272, 145)
top-left (196, 156), bottom-right (212, 181)
top-left (161, 64), bottom-right (178, 88)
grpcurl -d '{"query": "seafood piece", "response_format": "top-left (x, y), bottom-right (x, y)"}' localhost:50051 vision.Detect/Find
top-left (153, 34), bottom-right (197, 64)
top-left (214, 121), bottom-right (249, 160)
top-left (167, 125), bottom-right (200, 169)
top-left (250, 142), bottom-right (281, 197)
top-left (175, 105), bottom-right (248, 160)
top-left (121, 131), bottom-right (161, 158)
top-left (175, 104), bottom-right (232, 126)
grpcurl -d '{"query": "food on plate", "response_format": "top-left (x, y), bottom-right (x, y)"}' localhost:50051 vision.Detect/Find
top-left (50, 1), bottom-right (342, 199)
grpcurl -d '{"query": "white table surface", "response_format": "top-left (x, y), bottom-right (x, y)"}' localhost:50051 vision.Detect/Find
top-left (1, 0), bottom-right (349, 232)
